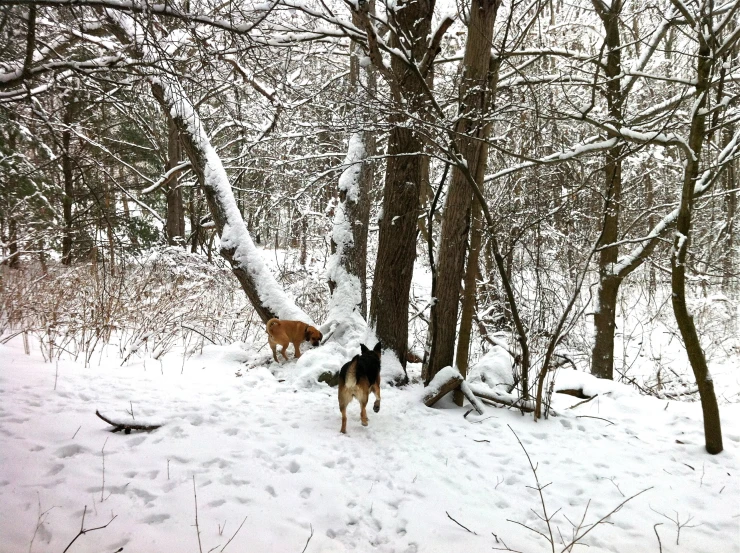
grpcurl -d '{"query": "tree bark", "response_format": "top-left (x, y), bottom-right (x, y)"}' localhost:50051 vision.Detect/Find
top-left (590, 0), bottom-right (624, 380)
top-left (61, 90), bottom-right (75, 265)
top-left (670, 14), bottom-right (722, 454)
top-left (427, 0), bottom-right (499, 384)
top-left (453, 199), bottom-right (483, 405)
top-left (165, 115), bottom-right (186, 246)
top-left (369, 0), bottom-right (435, 368)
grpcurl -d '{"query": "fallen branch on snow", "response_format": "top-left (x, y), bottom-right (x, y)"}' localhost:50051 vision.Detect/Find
top-left (95, 410), bottom-right (162, 433)
top-left (422, 368), bottom-right (484, 415)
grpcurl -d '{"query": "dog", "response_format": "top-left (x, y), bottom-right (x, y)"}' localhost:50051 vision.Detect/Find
top-left (338, 342), bottom-right (382, 434)
top-left (266, 318), bottom-right (323, 363)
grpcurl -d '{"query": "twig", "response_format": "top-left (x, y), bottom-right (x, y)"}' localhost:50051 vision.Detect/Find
top-left (100, 438), bottom-right (108, 502)
top-left (575, 415), bottom-right (615, 426)
top-left (193, 476), bottom-right (203, 553)
top-left (71, 425), bottom-right (81, 439)
top-left (566, 394), bottom-right (598, 410)
top-left (300, 524), bottom-right (314, 553)
top-left (508, 425), bottom-right (554, 552)
top-left (220, 515), bottom-right (247, 552)
top-left (28, 493), bottom-right (54, 553)
top-left (597, 476), bottom-right (625, 497)
top-left (61, 505), bottom-right (117, 553)
top-left (446, 511), bottom-right (477, 535)
top-left (562, 488), bottom-right (652, 550)
top-left (181, 324), bottom-right (217, 345)
top-left (649, 507), bottom-right (701, 545)
top-left (95, 410), bottom-right (162, 433)
top-left (654, 523), bottom-right (663, 553)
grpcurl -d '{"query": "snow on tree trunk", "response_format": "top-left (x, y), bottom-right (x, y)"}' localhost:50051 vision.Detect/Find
top-left (107, 11), bottom-right (310, 324)
top-left (326, 132), bottom-right (371, 343)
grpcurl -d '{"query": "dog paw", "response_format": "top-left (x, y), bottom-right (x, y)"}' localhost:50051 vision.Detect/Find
top-left (361, 420), bottom-right (368, 427)
top-left (373, 404), bottom-right (380, 413)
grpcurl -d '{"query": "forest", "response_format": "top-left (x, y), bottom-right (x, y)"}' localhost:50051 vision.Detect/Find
top-left (0, 0), bottom-right (738, 551)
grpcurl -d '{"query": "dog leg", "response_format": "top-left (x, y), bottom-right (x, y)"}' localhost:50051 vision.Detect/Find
top-left (280, 345), bottom-right (289, 361)
top-left (338, 386), bottom-right (352, 434)
top-left (293, 342), bottom-right (302, 359)
top-left (372, 382), bottom-right (381, 413)
top-left (340, 406), bottom-right (348, 434)
top-left (270, 342), bottom-right (279, 363)
top-left (358, 389), bottom-right (369, 427)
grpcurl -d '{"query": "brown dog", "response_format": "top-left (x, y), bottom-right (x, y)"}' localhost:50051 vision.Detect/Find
top-left (338, 342), bottom-right (382, 434)
top-left (266, 318), bottom-right (323, 362)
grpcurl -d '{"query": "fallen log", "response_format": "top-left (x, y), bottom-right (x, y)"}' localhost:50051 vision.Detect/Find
top-left (423, 368), bottom-right (464, 407)
top-left (459, 381), bottom-right (485, 415)
top-left (467, 384), bottom-right (551, 414)
top-left (95, 410), bottom-right (162, 434)
top-left (556, 388), bottom-right (590, 399)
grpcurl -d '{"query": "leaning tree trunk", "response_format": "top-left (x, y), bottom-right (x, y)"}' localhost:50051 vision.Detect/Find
top-left (671, 22), bottom-right (722, 455)
top-left (368, 0), bottom-right (435, 368)
top-left (427, 0), bottom-right (499, 385)
top-left (105, 11), bottom-right (309, 324)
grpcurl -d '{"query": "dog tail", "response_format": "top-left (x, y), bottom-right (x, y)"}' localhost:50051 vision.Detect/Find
top-left (266, 318), bottom-right (280, 333)
top-left (344, 363), bottom-right (357, 388)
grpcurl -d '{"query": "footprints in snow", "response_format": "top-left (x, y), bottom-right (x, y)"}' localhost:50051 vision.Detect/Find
top-left (55, 444), bottom-right (86, 458)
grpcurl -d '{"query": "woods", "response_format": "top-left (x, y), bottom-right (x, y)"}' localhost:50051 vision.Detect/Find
top-left (1, 0), bottom-right (738, 457)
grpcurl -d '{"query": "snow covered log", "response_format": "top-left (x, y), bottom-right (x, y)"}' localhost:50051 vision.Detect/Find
top-left (105, 11), bottom-right (310, 324)
top-left (423, 367), bottom-right (464, 407)
top-left (468, 384), bottom-right (537, 413)
top-left (459, 381), bottom-right (485, 415)
top-left (95, 410), bottom-right (162, 434)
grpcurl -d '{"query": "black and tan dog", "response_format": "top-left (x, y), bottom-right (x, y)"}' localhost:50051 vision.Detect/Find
top-left (338, 342), bottom-right (382, 434)
top-left (266, 318), bottom-right (323, 363)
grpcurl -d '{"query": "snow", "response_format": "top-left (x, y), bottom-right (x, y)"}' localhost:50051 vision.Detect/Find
top-left (324, 133), bottom-right (367, 345)
top-left (467, 345), bottom-right (515, 391)
top-left (2, 339), bottom-right (739, 553)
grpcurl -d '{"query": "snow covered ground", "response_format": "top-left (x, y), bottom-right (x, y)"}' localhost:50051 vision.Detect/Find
top-left (1, 336), bottom-right (739, 553)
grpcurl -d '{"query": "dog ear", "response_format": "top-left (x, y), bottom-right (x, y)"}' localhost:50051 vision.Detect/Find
top-left (373, 342), bottom-right (382, 353)
top-left (360, 343), bottom-right (369, 354)
top-left (304, 327), bottom-right (311, 341)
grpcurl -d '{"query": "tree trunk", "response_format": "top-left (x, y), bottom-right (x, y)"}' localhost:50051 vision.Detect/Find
top-left (590, 0), bottom-right (624, 380)
top-left (6, 217), bottom-right (19, 268)
top-left (189, 186), bottom-right (201, 254)
top-left (165, 115), bottom-right (186, 246)
top-left (104, 12), bottom-right (310, 324)
top-left (671, 22), bottom-right (722, 455)
top-left (328, 8), bottom-right (374, 321)
top-left (369, 0), bottom-right (435, 368)
top-left (61, 90), bottom-right (75, 265)
top-left (149, 78), bottom-right (309, 323)
top-left (453, 198), bottom-right (483, 405)
top-left (427, 0), bottom-right (499, 384)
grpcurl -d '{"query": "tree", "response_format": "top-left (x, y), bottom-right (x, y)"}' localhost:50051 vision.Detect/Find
top-left (426, 0), bottom-right (500, 385)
